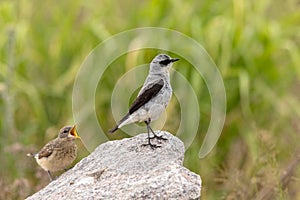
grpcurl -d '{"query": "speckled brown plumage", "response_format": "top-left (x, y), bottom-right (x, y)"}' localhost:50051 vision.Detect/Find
top-left (28, 125), bottom-right (80, 181)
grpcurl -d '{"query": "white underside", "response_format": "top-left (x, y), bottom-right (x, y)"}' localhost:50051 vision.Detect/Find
top-left (35, 148), bottom-right (77, 172)
top-left (118, 91), bottom-right (171, 129)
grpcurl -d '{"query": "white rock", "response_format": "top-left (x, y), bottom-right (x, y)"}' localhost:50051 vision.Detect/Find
top-left (26, 131), bottom-right (201, 200)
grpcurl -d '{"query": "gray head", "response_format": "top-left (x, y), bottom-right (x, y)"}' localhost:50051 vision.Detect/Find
top-left (58, 125), bottom-right (80, 139)
top-left (150, 54), bottom-right (179, 74)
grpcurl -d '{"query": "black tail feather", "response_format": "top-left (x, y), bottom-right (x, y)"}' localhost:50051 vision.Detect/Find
top-left (109, 113), bottom-right (130, 134)
top-left (109, 126), bottom-right (119, 133)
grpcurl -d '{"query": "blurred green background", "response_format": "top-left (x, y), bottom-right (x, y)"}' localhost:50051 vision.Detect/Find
top-left (1, 0), bottom-right (300, 199)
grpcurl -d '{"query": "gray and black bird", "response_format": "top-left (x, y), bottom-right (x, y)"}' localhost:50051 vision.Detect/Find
top-left (109, 54), bottom-right (179, 148)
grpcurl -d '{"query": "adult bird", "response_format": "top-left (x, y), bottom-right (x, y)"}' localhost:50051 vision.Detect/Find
top-left (109, 54), bottom-right (179, 148)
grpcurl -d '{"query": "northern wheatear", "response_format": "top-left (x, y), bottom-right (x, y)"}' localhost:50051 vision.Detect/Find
top-left (109, 54), bottom-right (179, 148)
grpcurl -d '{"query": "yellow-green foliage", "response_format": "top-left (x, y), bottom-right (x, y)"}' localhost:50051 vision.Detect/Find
top-left (0, 0), bottom-right (300, 199)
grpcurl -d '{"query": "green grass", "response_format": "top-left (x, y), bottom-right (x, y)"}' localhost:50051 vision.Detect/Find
top-left (1, 0), bottom-right (300, 199)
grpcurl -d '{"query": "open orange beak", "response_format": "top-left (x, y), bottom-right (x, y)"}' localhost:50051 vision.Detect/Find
top-left (70, 125), bottom-right (80, 139)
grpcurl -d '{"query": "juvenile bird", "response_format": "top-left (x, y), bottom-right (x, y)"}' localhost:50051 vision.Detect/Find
top-left (27, 125), bottom-right (80, 181)
top-left (109, 54), bottom-right (179, 148)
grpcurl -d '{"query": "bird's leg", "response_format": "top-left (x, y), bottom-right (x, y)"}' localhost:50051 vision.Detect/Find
top-left (142, 120), bottom-right (160, 149)
top-left (148, 125), bottom-right (167, 141)
top-left (145, 118), bottom-right (167, 140)
top-left (47, 170), bottom-right (53, 181)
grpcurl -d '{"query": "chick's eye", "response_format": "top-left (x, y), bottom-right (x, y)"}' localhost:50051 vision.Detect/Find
top-left (63, 129), bottom-right (69, 133)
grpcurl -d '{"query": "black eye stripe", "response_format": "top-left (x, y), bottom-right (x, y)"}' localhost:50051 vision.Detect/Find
top-left (159, 59), bottom-right (171, 65)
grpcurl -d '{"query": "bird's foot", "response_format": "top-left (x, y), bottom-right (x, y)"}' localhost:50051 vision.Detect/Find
top-left (150, 135), bottom-right (167, 140)
top-left (150, 131), bottom-right (168, 141)
top-left (141, 141), bottom-right (161, 149)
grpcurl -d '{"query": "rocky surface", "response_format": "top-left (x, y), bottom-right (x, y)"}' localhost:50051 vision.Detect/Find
top-left (26, 131), bottom-right (201, 200)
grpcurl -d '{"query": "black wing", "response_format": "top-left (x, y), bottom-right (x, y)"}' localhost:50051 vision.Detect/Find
top-left (129, 79), bottom-right (164, 114)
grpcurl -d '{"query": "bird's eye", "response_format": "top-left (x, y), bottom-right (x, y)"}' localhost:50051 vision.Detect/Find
top-left (63, 129), bottom-right (69, 133)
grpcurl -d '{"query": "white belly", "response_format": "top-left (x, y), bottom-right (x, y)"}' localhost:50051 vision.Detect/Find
top-left (136, 88), bottom-right (172, 122)
top-left (36, 145), bottom-right (77, 172)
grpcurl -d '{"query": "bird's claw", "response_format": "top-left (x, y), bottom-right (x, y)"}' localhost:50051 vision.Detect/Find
top-left (141, 142), bottom-right (161, 149)
top-left (149, 135), bottom-right (167, 140)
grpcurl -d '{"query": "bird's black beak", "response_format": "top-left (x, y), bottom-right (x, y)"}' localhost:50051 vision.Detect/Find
top-left (70, 125), bottom-right (80, 139)
top-left (171, 58), bottom-right (180, 63)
